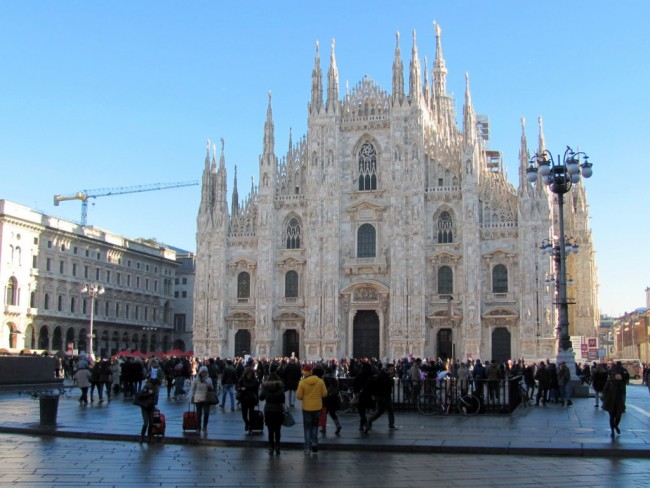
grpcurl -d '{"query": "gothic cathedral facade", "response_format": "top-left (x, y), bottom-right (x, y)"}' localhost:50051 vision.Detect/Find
top-left (193, 26), bottom-right (598, 362)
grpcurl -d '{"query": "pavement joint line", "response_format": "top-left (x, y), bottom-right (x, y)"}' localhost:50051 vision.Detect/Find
top-left (0, 424), bottom-right (649, 458)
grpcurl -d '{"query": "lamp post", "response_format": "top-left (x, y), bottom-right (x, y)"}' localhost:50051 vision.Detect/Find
top-left (527, 146), bottom-right (592, 372)
top-left (81, 282), bottom-right (105, 360)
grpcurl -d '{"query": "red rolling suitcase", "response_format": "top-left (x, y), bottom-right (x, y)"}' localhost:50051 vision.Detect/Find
top-left (152, 408), bottom-right (166, 437)
top-left (183, 403), bottom-right (199, 432)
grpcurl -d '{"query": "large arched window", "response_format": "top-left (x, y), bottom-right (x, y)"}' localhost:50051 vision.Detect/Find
top-left (285, 271), bottom-right (298, 298)
top-left (438, 266), bottom-right (453, 295)
top-left (237, 272), bottom-right (251, 299)
top-left (358, 142), bottom-right (377, 191)
top-left (357, 224), bottom-right (376, 258)
top-left (437, 211), bottom-right (453, 243)
top-left (5, 277), bottom-right (17, 306)
top-left (286, 217), bottom-right (301, 249)
top-left (492, 264), bottom-right (508, 293)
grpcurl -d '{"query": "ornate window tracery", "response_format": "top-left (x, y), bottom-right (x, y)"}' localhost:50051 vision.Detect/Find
top-left (286, 218), bottom-right (301, 249)
top-left (437, 211), bottom-right (453, 243)
top-left (358, 142), bottom-right (377, 191)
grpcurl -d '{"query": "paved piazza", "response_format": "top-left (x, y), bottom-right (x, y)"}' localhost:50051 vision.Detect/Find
top-left (0, 433), bottom-right (649, 488)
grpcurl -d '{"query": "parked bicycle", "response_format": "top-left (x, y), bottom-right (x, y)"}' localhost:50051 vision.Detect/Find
top-left (417, 378), bottom-right (481, 416)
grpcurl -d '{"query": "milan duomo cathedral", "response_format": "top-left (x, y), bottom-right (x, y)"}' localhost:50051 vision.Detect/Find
top-left (193, 24), bottom-right (598, 362)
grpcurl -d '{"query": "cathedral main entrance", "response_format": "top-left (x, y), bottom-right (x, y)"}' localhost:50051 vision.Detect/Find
top-left (353, 310), bottom-right (379, 358)
top-left (234, 329), bottom-right (251, 357)
top-left (491, 327), bottom-right (511, 363)
top-left (282, 329), bottom-right (300, 358)
top-left (437, 328), bottom-right (453, 361)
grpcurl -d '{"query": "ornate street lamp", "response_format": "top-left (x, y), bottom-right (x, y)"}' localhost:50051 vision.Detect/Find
top-left (527, 146), bottom-right (592, 372)
top-left (81, 282), bottom-right (105, 359)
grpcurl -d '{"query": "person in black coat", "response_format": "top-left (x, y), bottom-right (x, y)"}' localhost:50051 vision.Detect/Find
top-left (602, 368), bottom-right (627, 438)
top-left (321, 367), bottom-right (342, 435)
top-left (354, 361), bottom-right (375, 433)
top-left (281, 358), bottom-right (302, 407)
top-left (535, 362), bottom-right (550, 406)
top-left (260, 368), bottom-right (286, 455)
top-left (238, 367), bottom-right (260, 434)
top-left (366, 363), bottom-right (397, 432)
top-left (591, 363), bottom-right (608, 408)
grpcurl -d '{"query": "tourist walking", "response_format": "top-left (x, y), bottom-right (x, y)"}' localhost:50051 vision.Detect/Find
top-left (296, 363), bottom-right (327, 454)
top-left (220, 359), bottom-right (237, 411)
top-left (74, 363), bottom-right (92, 405)
top-left (237, 366), bottom-right (260, 434)
top-left (259, 367), bottom-right (285, 455)
top-left (366, 363), bottom-right (398, 432)
top-left (321, 366), bottom-right (342, 435)
top-left (535, 362), bottom-right (550, 406)
top-left (190, 366), bottom-right (214, 435)
top-left (282, 357), bottom-right (302, 408)
top-left (134, 379), bottom-right (158, 443)
top-left (557, 361), bottom-right (572, 406)
top-left (591, 363), bottom-right (608, 408)
top-left (602, 368), bottom-right (627, 438)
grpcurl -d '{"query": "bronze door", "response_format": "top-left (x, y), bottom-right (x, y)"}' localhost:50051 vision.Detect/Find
top-left (282, 329), bottom-right (300, 358)
top-left (491, 327), bottom-right (511, 363)
top-left (353, 310), bottom-right (380, 358)
top-left (235, 329), bottom-right (251, 357)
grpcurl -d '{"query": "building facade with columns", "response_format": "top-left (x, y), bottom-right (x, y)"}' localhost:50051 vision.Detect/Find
top-left (193, 26), bottom-right (599, 362)
top-left (0, 199), bottom-right (181, 357)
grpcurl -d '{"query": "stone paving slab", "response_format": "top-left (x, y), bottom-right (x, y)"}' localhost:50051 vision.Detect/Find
top-left (0, 382), bottom-right (649, 458)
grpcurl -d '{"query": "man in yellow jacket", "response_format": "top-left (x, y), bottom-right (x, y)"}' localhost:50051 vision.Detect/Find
top-left (296, 363), bottom-right (327, 454)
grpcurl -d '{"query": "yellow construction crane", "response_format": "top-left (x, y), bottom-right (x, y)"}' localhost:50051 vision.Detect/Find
top-left (53, 180), bottom-right (199, 226)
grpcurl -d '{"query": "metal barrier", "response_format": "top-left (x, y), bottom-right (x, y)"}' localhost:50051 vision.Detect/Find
top-left (336, 376), bottom-right (522, 415)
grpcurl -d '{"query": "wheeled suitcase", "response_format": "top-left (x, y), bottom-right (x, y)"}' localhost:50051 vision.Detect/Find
top-left (183, 403), bottom-right (199, 432)
top-left (249, 407), bottom-right (264, 433)
top-left (152, 408), bottom-right (166, 437)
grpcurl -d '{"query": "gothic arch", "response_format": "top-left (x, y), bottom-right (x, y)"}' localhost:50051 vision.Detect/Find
top-left (432, 206), bottom-right (457, 244)
top-left (282, 213), bottom-right (303, 249)
top-left (352, 135), bottom-right (382, 191)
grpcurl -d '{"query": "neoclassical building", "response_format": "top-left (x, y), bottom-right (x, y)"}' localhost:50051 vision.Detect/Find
top-left (193, 25), bottom-right (598, 362)
top-left (0, 200), bottom-right (184, 356)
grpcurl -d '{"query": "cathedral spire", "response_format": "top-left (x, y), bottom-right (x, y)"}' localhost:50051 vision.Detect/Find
top-left (310, 40), bottom-right (323, 114)
top-left (392, 31), bottom-right (404, 104)
top-left (231, 164), bottom-right (239, 217)
top-left (408, 30), bottom-right (421, 103)
top-left (433, 21), bottom-right (447, 98)
top-left (462, 72), bottom-right (475, 144)
top-left (204, 139), bottom-right (211, 171)
top-left (263, 91), bottom-right (275, 160)
top-left (423, 55), bottom-right (430, 105)
top-left (326, 39), bottom-right (339, 113)
top-left (518, 117), bottom-right (531, 190)
top-left (288, 127), bottom-right (293, 162)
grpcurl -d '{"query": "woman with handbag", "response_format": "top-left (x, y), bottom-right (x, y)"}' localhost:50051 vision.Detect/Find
top-left (191, 366), bottom-right (214, 435)
top-left (259, 366), bottom-right (285, 455)
top-left (134, 379), bottom-right (157, 443)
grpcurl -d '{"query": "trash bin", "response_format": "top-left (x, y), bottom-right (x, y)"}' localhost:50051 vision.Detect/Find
top-left (39, 394), bottom-right (60, 426)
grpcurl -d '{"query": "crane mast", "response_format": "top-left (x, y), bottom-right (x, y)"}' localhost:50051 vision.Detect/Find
top-left (53, 180), bottom-right (199, 225)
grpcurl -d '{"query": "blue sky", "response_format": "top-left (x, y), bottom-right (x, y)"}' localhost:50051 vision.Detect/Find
top-left (1, 1), bottom-right (648, 317)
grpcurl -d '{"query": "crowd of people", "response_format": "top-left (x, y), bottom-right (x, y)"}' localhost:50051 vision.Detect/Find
top-left (60, 352), bottom-right (649, 448)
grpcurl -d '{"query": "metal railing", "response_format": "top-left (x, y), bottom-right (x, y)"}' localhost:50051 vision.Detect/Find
top-left (337, 376), bottom-right (523, 415)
